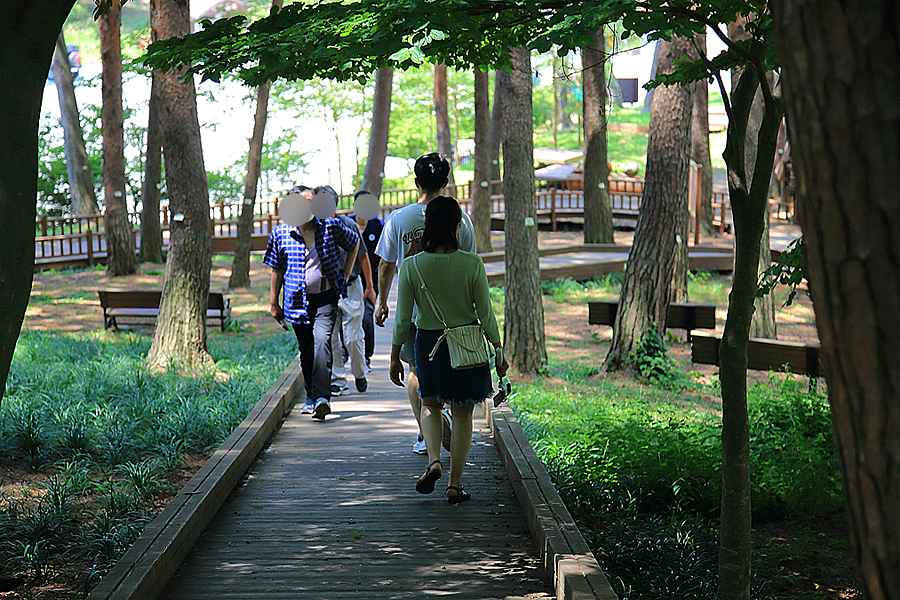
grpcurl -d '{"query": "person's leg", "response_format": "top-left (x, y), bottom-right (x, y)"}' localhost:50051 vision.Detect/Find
top-left (330, 303), bottom-right (348, 393)
top-left (292, 322), bottom-right (314, 402)
top-left (309, 291), bottom-right (338, 408)
top-left (362, 299), bottom-right (375, 368)
top-left (447, 402), bottom-right (474, 493)
top-left (400, 324), bottom-right (424, 450)
top-left (420, 398), bottom-right (444, 467)
top-left (343, 278), bottom-right (367, 386)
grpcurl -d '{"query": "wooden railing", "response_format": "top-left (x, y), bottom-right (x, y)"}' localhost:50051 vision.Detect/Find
top-left (34, 179), bottom-right (731, 269)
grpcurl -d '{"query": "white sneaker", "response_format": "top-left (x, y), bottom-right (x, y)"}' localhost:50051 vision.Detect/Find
top-left (300, 399), bottom-right (315, 414)
top-left (441, 409), bottom-right (453, 452)
top-left (412, 435), bottom-right (427, 455)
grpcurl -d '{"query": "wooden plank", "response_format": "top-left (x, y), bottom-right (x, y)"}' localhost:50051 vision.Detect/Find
top-left (589, 300), bottom-right (717, 332)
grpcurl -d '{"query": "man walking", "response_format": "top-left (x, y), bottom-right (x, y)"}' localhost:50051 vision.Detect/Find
top-left (265, 185), bottom-right (360, 420)
top-left (375, 153), bottom-right (476, 453)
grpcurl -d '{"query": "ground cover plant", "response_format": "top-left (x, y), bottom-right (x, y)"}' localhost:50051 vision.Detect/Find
top-left (0, 330), bottom-right (295, 597)
top-left (500, 274), bottom-right (859, 599)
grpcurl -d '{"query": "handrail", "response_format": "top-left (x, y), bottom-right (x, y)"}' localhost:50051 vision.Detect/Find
top-left (35, 180), bottom-right (734, 269)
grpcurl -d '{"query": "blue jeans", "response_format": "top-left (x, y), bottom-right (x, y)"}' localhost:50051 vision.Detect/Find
top-left (292, 289), bottom-right (338, 402)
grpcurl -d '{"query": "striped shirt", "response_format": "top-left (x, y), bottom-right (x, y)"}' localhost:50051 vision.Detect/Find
top-left (263, 218), bottom-right (360, 324)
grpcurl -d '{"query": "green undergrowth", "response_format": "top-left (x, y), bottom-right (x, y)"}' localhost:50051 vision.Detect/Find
top-left (0, 331), bottom-right (295, 591)
top-left (510, 371), bottom-right (843, 599)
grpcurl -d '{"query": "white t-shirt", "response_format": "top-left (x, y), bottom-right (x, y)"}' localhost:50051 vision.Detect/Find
top-left (375, 202), bottom-right (477, 270)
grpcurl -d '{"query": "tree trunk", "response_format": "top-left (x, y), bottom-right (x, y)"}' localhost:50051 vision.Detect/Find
top-left (716, 38), bottom-right (783, 600)
top-left (472, 69), bottom-right (493, 252)
top-left (51, 32), bottom-right (100, 216)
top-left (360, 67), bottom-right (393, 197)
top-left (140, 70), bottom-right (164, 263)
top-left (604, 36), bottom-right (693, 370)
top-left (690, 34), bottom-right (715, 236)
top-left (501, 48), bottom-right (545, 375)
top-left (729, 19), bottom-right (777, 339)
top-left (0, 0), bottom-right (77, 403)
top-left (490, 70), bottom-right (506, 182)
top-left (99, 0), bottom-right (137, 276)
top-left (229, 80), bottom-right (270, 288)
top-left (582, 28), bottom-right (614, 244)
top-left (773, 3), bottom-right (900, 599)
top-left (229, 0), bottom-right (282, 288)
top-left (146, 0), bottom-right (215, 373)
top-left (434, 63), bottom-right (454, 186)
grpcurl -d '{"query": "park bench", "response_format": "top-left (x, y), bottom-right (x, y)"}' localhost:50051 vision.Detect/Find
top-left (690, 331), bottom-right (822, 377)
top-left (98, 290), bottom-right (231, 332)
top-left (588, 300), bottom-right (717, 339)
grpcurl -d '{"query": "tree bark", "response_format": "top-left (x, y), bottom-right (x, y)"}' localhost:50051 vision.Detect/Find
top-left (605, 36), bottom-right (693, 370)
top-left (360, 67), bottom-right (393, 197)
top-left (140, 70), bottom-right (164, 263)
top-left (690, 34), bottom-right (715, 236)
top-left (146, 0), bottom-right (215, 373)
top-left (582, 28), bottom-right (614, 244)
top-left (229, 80), bottom-right (271, 288)
top-left (501, 48), bottom-right (546, 374)
top-left (0, 0), bottom-right (77, 403)
top-left (99, 0), bottom-right (137, 276)
top-left (472, 69), bottom-right (493, 252)
top-left (716, 37), bottom-right (783, 600)
top-left (489, 70), bottom-right (506, 182)
top-left (434, 63), bottom-right (454, 186)
top-left (51, 32), bottom-right (100, 216)
top-left (773, 3), bottom-right (900, 599)
top-left (729, 18), bottom-right (777, 339)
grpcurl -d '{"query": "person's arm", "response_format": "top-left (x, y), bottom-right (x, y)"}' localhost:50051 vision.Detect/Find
top-left (269, 269), bottom-right (285, 322)
top-left (375, 259), bottom-right (397, 327)
top-left (389, 343), bottom-right (405, 386)
top-left (358, 251), bottom-right (376, 305)
top-left (343, 237), bottom-right (360, 280)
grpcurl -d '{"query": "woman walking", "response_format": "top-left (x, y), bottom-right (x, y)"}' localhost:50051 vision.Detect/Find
top-left (389, 196), bottom-right (508, 504)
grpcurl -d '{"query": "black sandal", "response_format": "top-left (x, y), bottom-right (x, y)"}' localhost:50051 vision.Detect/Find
top-left (446, 485), bottom-right (471, 504)
top-left (415, 459), bottom-right (442, 494)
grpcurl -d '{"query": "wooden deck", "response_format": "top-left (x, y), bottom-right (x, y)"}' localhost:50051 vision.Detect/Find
top-left (89, 286), bottom-right (617, 600)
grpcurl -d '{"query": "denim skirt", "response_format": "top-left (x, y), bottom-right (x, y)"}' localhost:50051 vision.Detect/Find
top-left (415, 327), bottom-right (492, 406)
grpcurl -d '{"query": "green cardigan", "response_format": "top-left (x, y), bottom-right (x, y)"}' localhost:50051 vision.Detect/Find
top-left (392, 250), bottom-right (501, 347)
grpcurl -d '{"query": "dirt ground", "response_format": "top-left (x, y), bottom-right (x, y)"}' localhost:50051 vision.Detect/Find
top-left (12, 230), bottom-right (857, 599)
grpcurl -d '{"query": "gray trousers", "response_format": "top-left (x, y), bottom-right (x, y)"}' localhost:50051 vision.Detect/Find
top-left (292, 289), bottom-right (338, 402)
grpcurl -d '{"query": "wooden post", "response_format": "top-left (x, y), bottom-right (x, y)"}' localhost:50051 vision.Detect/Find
top-left (86, 229), bottom-right (94, 266)
top-left (550, 187), bottom-right (557, 232)
top-left (40, 214), bottom-right (48, 236)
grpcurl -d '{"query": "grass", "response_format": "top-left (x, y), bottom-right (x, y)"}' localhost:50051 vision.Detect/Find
top-left (497, 273), bottom-right (854, 599)
top-left (0, 331), bottom-right (295, 592)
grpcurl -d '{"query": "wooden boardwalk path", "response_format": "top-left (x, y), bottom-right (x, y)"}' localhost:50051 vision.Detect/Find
top-left (155, 312), bottom-right (556, 600)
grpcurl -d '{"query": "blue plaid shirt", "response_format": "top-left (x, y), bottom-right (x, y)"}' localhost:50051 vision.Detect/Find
top-left (264, 218), bottom-right (360, 324)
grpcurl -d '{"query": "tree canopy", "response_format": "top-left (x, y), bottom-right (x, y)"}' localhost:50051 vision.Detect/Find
top-left (144, 0), bottom-right (768, 88)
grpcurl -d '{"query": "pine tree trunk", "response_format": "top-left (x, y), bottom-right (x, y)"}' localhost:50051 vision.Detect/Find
top-left (0, 0), bottom-right (77, 403)
top-left (472, 69), bottom-right (492, 252)
top-left (434, 63), bottom-right (454, 186)
top-left (140, 70), bottom-right (164, 264)
top-left (605, 36), bottom-right (693, 370)
top-left (51, 32), bottom-right (100, 216)
top-left (99, 0), bottom-right (137, 276)
top-left (489, 70), bottom-right (506, 182)
top-left (146, 0), bottom-right (214, 374)
top-left (501, 48), bottom-right (545, 374)
top-left (360, 67), bottom-right (392, 196)
top-left (582, 28), bottom-right (614, 244)
top-left (773, 3), bottom-right (900, 598)
top-left (690, 34), bottom-right (715, 236)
